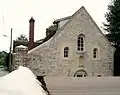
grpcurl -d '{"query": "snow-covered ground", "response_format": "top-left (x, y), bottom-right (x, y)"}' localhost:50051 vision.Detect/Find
top-left (0, 66), bottom-right (47, 95)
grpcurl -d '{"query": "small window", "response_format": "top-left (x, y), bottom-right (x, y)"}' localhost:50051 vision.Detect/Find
top-left (77, 75), bottom-right (82, 77)
top-left (64, 47), bottom-right (69, 57)
top-left (77, 36), bottom-right (84, 51)
top-left (93, 48), bottom-right (98, 59)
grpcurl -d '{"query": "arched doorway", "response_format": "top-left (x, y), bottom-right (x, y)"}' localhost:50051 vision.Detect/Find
top-left (74, 70), bottom-right (87, 77)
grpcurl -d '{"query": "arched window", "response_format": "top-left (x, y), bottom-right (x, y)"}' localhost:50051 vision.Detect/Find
top-left (64, 47), bottom-right (69, 57)
top-left (77, 36), bottom-right (84, 51)
top-left (93, 48), bottom-right (98, 59)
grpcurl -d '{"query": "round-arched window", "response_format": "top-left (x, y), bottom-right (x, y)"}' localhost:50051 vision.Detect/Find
top-left (77, 34), bottom-right (85, 51)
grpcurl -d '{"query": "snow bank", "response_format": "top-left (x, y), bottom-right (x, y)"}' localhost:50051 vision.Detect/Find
top-left (0, 66), bottom-right (47, 95)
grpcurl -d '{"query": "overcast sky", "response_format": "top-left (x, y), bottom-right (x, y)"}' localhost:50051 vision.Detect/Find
top-left (0, 0), bottom-right (110, 52)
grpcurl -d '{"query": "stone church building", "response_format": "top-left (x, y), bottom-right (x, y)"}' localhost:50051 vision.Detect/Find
top-left (12, 6), bottom-right (115, 77)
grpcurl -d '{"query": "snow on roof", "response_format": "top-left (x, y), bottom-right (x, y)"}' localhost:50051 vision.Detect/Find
top-left (16, 45), bottom-right (28, 49)
top-left (0, 66), bottom-right (47, 95)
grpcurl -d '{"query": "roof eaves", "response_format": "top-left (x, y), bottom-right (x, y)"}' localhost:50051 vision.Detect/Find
top-left (53, 16), bottom-right (72, 24)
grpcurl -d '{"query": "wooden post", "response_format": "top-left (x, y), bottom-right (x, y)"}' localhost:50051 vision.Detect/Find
top-left (9, 28), bottom-right (12, 71)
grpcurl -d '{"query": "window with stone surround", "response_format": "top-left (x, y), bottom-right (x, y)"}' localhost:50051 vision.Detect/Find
top-left (77, 34), bottom-right (85, 51)
top-left (64, 47), bottom-right (69, 57)
top-left (93, 48), bottom-right (98, 59)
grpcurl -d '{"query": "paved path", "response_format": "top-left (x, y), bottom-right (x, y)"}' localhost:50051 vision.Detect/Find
top-left (0, 68), bottom-right (9, 77)
top-left (45, 77), bottom-right (120, 95)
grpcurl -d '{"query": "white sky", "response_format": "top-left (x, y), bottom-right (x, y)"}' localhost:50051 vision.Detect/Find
top-left (0, 0), bottom-right (110, 52)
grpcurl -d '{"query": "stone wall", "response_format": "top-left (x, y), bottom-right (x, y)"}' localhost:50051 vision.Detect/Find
top-left (12, 45), bottom-right (28, 70)
top-left (27, 7), bottom-right (115, 77)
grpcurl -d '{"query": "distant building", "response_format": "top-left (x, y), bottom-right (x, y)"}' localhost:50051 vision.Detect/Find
top-left (12, 6), bottom-right (115, 77)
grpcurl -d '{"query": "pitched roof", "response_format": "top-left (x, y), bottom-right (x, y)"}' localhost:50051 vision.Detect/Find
top-left (27, 7), bottom-right (87, 54)
top-left (28, 6), bottom-right (115, 54)
top-left (53, 16), bottom-right (72, 24)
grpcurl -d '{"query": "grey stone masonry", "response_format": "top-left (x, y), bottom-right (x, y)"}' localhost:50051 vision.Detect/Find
top-left (13, 6), bottom-right (115, 77)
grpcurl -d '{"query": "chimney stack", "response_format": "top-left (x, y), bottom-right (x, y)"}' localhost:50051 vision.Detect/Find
top-left (28, 17), bottom-right (35, 50)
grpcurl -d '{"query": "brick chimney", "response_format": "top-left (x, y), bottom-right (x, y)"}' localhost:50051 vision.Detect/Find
top-left (28, 17), bottom-right (35, 50)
